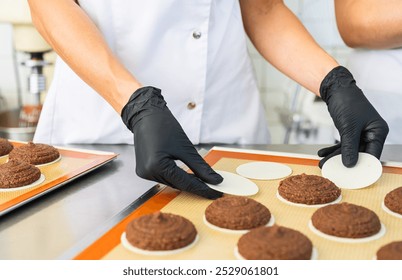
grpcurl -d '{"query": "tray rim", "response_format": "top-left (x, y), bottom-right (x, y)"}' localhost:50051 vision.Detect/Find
top-left (0, 140), bottom-right (118, 217)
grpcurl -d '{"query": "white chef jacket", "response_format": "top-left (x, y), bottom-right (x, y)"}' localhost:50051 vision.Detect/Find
top-left (34, 0), bottom-right (270, 145)
top-left (346, 48), bottom-right (402, 144)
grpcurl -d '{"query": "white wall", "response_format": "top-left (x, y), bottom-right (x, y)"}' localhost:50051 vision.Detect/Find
top-left (0, 0), bottom-right (350, 144)
top-left (0, 23), bottom-right (17, 109)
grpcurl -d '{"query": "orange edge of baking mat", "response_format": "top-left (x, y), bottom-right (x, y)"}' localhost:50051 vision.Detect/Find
top-left (207, 148), bottom-right (402, 175)
top-left (0, 144), bottom-right (117, 213)
top-left (73, 148), bottom-right (402, 260)
top-left (74, 187), bottom-right (179, 260)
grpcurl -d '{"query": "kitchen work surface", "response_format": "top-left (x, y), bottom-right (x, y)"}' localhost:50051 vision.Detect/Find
top-left (0, 141), bottom-right (117, 216)
top-left (73, 146), bottom-right (402, 260)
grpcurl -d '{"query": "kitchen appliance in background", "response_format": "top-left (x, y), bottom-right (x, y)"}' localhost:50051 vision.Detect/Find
top-left (0, 0), bottom-right (52, 141)
top-left (277, 84), bottom-right (319, 144)
top-left (19, 51), bottom-right (51, 127)
top-left (0, 89), bottom-right (6, 111)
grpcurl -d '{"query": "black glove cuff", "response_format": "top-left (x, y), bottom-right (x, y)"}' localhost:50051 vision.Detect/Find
top-left (319, 66), bottom-right (355, 103)
top-left (121, 86), bottom-right (166, 132)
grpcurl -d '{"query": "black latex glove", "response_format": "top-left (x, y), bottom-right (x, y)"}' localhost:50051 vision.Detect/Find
top-left (318, 66), bottom-right (389, 168)
top-left (121, 86), bottom-right (223, 199)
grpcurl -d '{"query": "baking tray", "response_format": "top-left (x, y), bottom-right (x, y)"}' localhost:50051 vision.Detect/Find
top-left (0, 141), bottom-right (118, 217)
top-left (72, 146), bottom-right (402, 260)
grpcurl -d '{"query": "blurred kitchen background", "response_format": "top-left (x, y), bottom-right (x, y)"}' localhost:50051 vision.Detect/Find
top-left (0, 0), bottom-right (350, 144)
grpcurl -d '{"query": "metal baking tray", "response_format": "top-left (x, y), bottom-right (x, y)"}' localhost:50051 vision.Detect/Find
top-left (0, 140), bottom-right (118, 217)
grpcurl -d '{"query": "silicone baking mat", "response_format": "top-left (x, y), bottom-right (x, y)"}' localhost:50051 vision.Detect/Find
top-left (0, 141), bottom-right (117, 216)
top-left (74, 146), bottom-right (402, 260)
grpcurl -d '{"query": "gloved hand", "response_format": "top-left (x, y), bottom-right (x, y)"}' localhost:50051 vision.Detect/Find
top-left (318, 66), bottom-right (389, 168)
top-left (121, 86), bottom-right (223, 199)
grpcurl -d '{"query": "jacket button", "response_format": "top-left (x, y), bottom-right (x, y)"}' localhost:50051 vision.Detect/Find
top-left (187, 102), bottom-right (196, 109)
top-left (192, 31), bottom-right (202, 39)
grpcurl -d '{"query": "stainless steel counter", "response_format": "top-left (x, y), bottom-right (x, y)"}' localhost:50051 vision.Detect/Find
top-left (0, 144), bottom-right (401, 259)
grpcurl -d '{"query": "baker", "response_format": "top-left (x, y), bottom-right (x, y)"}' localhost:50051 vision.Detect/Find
top-left (335, 0), bottom-right (401, 144)
top-left (28, 0), bottom-right (388, 199)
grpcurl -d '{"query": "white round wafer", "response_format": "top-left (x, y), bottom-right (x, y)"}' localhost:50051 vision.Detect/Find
top-left (207, 170), bottom-right (259, 196)
top-left (321, 153), bottom-right (382, 189)
top-left (236, 161), bottom-right (292, 180)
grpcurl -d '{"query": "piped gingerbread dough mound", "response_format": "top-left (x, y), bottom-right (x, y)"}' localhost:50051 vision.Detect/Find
top-left (278, 173), bottom-right (341, 205)
top-left (9, 142), bottom-right (60, 165)
top-left (237, 225), bottom-right (313, 260)
top-left (384, 187), bottom-right (402, 215)
top-left (0, 159), bottom-right (41, 189)
top-left (311, 202), bottom-right (381, 238)
top-left (0, 138), bottom-right (13, 156)
top-left (205, 196), bottom-right (271, 230)
top-left (377, 241), bottom-right (402, 260)
top-left (125, 212), bottom-right (197, 251)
